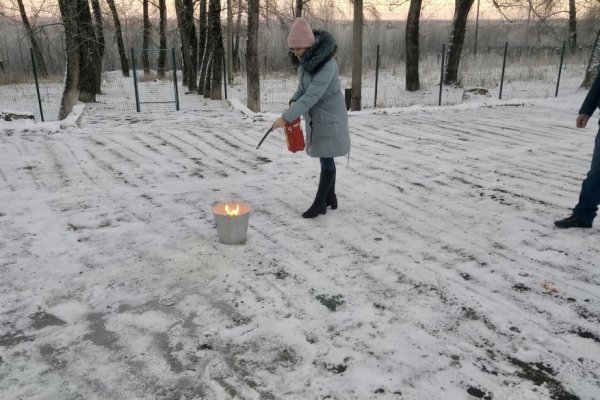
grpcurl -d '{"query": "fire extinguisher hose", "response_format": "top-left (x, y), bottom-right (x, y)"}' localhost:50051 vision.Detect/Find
top-left (256, 126), bottom-right (274, 149)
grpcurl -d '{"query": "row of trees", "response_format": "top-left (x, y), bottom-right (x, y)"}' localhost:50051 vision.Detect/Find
top-left (1, 0), bottom-right (599, 117)
top-left (53, 0), bottom-right (232, 118)
top-left (350, 0), bottom-right (599, 108)
top-left (405, 0), bottom-right (600, 92)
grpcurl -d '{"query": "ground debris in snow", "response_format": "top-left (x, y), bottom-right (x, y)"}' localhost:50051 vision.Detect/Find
top-left (0, 330), bottom-right (34, 347)
top-left (467, 385), bottom-right (493, 399)
top-left (29, 311), bottom-right (66, 330)
top-left (316, 294), bottom-right (344, 311)
top-left (509, 357), bottom-right (580, 400)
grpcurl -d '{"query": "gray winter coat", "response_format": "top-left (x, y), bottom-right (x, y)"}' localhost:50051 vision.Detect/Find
top-left (282, 31), bottom-right (350, 158)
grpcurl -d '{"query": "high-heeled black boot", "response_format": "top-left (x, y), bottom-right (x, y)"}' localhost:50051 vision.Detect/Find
top-left (302, 170), bottom-right (335, 218)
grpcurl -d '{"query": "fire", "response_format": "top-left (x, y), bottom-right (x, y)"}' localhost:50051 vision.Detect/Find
top-left (224, 203), bottom-right (240, 216)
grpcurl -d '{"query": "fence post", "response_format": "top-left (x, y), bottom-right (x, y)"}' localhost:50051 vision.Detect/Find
top-left (499, 42), bottom-right (508, 100)
top-left (555, 41), bottom-right (566, 97)
top-left (131, 48), bottom-right (140, 112)
top-left (171, 48), bottom-right (180, 111)
top-left (439, 43), bottom-right (445, 106)
top-left (30, 48), bottom-right (44, 122)
top-left (374, 44), bottom-right (380, 108)
top-left (222, 48), bottom-right (228, 100)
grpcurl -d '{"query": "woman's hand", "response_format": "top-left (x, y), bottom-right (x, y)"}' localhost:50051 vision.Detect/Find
top-left (576, 114), bottom-right (590, 128)
top-left (272, 117), bottom-right (286, 130)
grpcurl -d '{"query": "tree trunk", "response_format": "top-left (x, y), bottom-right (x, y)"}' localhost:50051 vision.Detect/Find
top-left (106, 0), bottom-right (129, 77)
top-left (157, 0), bottom-right (167, 77)
top-left (351, 0), bottom-right (363, 111)
top-left (91, 0), bottom-right (105, 94)
top-left (295, 0), bottom-right (303, 18)
top-left (175, 0), bottom-right (189, 86)
top-left (78, 0), bottom-right (97, 102)
top-left (209, 0), bottom-right (223, 100)
top-left (226, 0), bottom-right (234, 84)
top-left (444, 0), bottom-right (475, 85)
top-left (246, 0), bottom-right (260, 111)
top-left (142, 0), bottom-right (151, 74)
top-left (185, 0), bottom-right (198, 88)
top-left (204, 55), bottom-right (213, 98)
top-left (582, 28), bottom-right (600, 88)
top-left (405, 0), bottom-right (422, 92)
top-left (175, 0), bottom-right (197, 91)
top-left (58, 0), bottom-right (80, 119)
top-left (568, 0), bottom-right (577, 53)
top-left (233, 0), bottom-right (242, 72)
top-left (197, 0), bottom-right (209, 94)
top-left (16, 0), bottom-right (48, 77)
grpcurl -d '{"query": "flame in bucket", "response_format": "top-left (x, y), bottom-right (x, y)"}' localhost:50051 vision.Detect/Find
top-left (225, 204), bottom-right (240, 216)
top-left (213, 201), bottom-right (250, 245)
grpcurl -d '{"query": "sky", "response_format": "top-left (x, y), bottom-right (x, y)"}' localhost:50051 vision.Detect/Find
top-left (0, 0), bottom-right (536, 22)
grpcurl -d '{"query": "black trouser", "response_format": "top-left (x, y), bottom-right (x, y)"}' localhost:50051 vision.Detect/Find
top-left (573, 126), bottom-right (600, 224)
top-left (320, 157), bottom-right (335, 172)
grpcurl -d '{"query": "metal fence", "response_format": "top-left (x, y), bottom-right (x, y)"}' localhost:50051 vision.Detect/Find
top-left (0, 45), bottom-right (593, 122)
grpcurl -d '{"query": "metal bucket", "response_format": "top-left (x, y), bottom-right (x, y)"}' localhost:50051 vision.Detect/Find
top-left (212, 202), bottom-right (250, 245)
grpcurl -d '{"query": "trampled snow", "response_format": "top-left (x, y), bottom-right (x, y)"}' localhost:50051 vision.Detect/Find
top-left (1, 90), bottom-right (599, 400)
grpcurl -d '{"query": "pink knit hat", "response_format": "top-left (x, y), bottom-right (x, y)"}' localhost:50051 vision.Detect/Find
top-left (287, 17), bottom-right (315, 48)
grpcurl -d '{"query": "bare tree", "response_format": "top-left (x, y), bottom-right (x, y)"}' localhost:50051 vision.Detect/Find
top-left (209, 0), bottom-right (223, 99)
top-left (175, 0), bottom-right (197, 91)
top-left (15, 0), bottom-right (47, 77)
top-left (78, 0), bottom-right (97, 102)
top-left (57, 0), bottom-right (80, 119)
top-left (142, 0), bottom-right (150, 74)
top-left (405, 0), bottom-right (422, 92)
top-left (246, 0), bottom-right (260, 111)
top-left (582, 27), bottom-right (600, 88)
top-left (568, 0), bottom-right (576, 52)
top-left (295, 0), bottom-right (303, 17)
top-left (197, 0), bottom-right (209, 94)
top-left (187, 0), bottom-right (198, 86)
top-left (233, 0), bottom-right (242, 72)
top-left (91, 0), bottom-right (105, 94)
top-left (444, 0), bottom-right (475, 85)
top-left (105, 0), bottom-right (129, 76)
top-left (351, 0), bottom-right (363, 111)
top-left (157, 0), bottom-right (166, 77)
top-left (492, 0), bottom-right (577, 47)
top-left (226, 0), bottom-right (233, 83)
top-left (204, 55), bottom-right (213, 97)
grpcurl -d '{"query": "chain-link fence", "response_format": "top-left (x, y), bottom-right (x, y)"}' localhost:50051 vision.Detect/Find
top-left (0, 49), bottom-right (63, 122)
top-left (0, 44), bottom-right (593, 122)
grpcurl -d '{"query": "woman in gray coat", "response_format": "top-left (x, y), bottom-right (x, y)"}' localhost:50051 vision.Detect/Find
top-left (272, 17), bottom-right (351, 218)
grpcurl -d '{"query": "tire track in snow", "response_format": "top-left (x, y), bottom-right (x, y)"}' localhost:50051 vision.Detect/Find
top-left (0, 167), bottom-right (16, 192)
top-left (143, 128), bottom-right (244, 178)
top-left (83, 147), bottom-right (138, 187)
top-left (220, 190), bottom-right (529, 396)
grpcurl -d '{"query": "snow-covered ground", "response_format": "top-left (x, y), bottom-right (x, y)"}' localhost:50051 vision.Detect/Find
top-left (1, 89), bottom-right (599, 399)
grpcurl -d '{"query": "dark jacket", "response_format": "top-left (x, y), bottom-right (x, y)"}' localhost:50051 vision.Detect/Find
top-left (282, 31), bottom-right (350, 158)
top-left (579, 72), bottom-right (600, 121)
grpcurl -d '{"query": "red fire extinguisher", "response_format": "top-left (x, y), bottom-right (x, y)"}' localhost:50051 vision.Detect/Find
top-left (284, 118), bottom-right (305, 153)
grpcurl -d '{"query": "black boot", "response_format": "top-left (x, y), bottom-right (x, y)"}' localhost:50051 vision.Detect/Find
top-left (303, 170), bottom-right (335, 218)
top-left (554, 215), bottom-right (592, 229)
top-left (326, 173), bottom-right (337, 209)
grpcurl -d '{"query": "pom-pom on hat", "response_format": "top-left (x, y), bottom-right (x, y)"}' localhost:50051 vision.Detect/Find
top-left (287, 17), bottom-right (315, 48)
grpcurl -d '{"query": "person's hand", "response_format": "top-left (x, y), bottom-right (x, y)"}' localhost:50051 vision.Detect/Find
top-left (576, 114), bottom-right (590, 128)
top-left (272, 117), bottom-right (286, 130)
